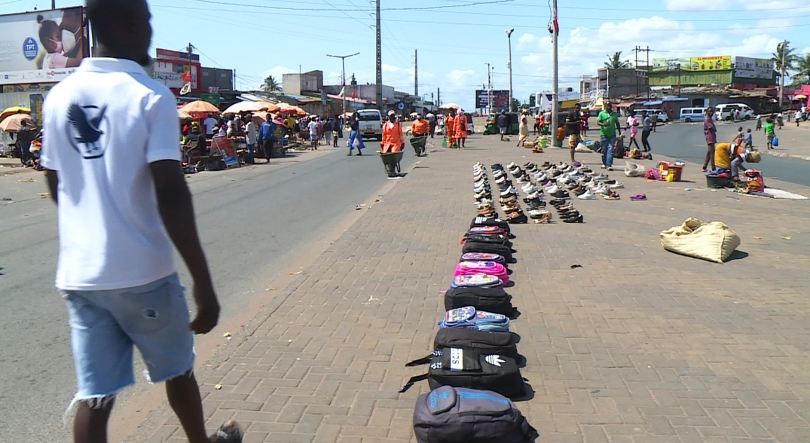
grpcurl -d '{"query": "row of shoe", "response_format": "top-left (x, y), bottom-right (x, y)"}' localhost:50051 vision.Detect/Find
top-left (503, 161), bottom-right (588, 223)
top-left (500, 163), bottom-right (551, 224)
top-left (475, 163), bottom-right (528, 224)
top-left (508, 161), bottom-right (622, 202)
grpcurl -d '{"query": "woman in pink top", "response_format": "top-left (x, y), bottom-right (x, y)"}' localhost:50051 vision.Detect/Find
top-left (626, 113), bottom-right (640, 150)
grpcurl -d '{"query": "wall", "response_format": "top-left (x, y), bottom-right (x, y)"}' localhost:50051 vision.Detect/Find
top-left (599, 69), bottom-right (648, 99)
top-left (649, 70), bottom-right (733, 87)
top-left (282, 71), bottom-right (323, 95)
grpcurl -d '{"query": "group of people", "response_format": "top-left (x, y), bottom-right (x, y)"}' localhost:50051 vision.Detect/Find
top-left (7, 118), bottom-right (41, 168)
top-left (703, 106), bottom-right (763, 182)
top-left (443, 109), bottom-right (469, 148)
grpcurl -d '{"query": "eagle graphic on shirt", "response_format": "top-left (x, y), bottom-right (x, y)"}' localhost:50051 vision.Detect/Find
top-left (68, 103), bottom-right (108, 159)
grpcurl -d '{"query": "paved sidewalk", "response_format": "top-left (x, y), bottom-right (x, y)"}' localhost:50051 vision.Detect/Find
top-left (129, 136), bottom-right (810, 443)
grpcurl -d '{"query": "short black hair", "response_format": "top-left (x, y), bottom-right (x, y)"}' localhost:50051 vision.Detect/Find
top-left (85, 0), bottom-right (142, 46)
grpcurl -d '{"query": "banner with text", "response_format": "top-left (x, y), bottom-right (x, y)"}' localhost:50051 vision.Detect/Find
top-left (733, 56), bottom-right (774, 80)
top-left (689, 56), bottom-right (732, 72)
top-left (0, 7), bottom-right (88, 85)
top-left (651, 58), bottom-right (690, 72)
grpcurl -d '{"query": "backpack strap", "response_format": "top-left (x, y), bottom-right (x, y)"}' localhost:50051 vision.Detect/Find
top-left (398, 373), bottom-right (429, 393)
top-left (405, 354), bottom-right (433, 367)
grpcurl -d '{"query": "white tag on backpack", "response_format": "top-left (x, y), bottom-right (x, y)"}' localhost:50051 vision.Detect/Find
top-left (450, 348), bottom-right (463, 370)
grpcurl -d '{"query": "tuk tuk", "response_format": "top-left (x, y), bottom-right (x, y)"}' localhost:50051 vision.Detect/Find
top-left (484, 113), bottom-right (520, 135)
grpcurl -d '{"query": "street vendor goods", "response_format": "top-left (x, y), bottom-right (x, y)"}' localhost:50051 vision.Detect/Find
top-left (660, 218), bottom-right (741, 263)
top-left (444, 286), bottom-right (515, 317)
top-left (412, 386), bottom-right (537, 443)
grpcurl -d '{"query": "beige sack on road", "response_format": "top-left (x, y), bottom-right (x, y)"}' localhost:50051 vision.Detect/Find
top-left (660, 218), bottom-right (741, 263)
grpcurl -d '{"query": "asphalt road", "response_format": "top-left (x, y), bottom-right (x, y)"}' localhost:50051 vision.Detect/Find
top-left (0, 143), bottom-right (420, 443)
top-left (637, 120), bottom-right (810, 187)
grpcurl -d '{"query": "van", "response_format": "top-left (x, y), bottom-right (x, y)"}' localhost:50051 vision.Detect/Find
top-left (465, 113), bottom-right (475, 135)
top-left (679, 107), bottom-right (706, 122)
top-left (715, 103), bottom-right (754, 121)
top-left (633, 109), bottom-right (669, 123)
top-left (356, 109), bottom-right (383, 140)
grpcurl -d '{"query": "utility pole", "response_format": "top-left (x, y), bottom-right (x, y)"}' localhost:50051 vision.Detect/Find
top-left (485, 62), bottom-right (492, 115)
top-left (414, 49), bottom-right (418, 97)
top-left (327, 52), bottom-right (360, 120)
top-left (550, 0), bottom-right (558, 143)
top-left (187, 42), bottom-right (193, 91)
top-left (634, 46), bottom-right (640, 97)
top-left (645, 46), bottom-right (650, 99)
top-left (51, 0), bottom-right (55, 9)
top-left (437, 88), bottom-right (441, 108)
top-left (779, 39), bottom-right (787, 111)
top-left (506, 29), bottom-right (514, 112)
top-left (375, 0), bottom-right (383, 112)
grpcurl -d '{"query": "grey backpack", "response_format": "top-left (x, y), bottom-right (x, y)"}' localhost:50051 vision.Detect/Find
top-left (413, 386), bottom-right (538, 443)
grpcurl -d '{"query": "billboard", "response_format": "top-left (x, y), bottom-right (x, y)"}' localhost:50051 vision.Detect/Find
top-left (475, 90), bottom-right (509, 109)
top-left (689, 56), bottom-right (732, 72)
top-left (0, 7), bottom-right (88, 85)
top-left (154, 48), bottom-right (202, 91)
top-left (652, 58), bottom-right (690, 72)
top-left (734, 56), bottom-right (774, 80)
top-left (652, 56), bottom-right (732, 72)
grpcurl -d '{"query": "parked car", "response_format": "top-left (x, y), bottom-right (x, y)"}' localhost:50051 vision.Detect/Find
top-left (465, 113), bottom-right (475, 135)
top-left (356, 109), bottom-right (383, 140)
top-left (679, 107), bottom-right (706, 122)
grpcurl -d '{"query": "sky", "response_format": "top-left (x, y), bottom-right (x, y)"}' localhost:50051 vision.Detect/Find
top-left (1, 0), bottom-right (809, 110)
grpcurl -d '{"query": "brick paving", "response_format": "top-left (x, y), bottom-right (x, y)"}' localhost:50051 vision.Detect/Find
top-left (130, 135), bottom-right (810, 443)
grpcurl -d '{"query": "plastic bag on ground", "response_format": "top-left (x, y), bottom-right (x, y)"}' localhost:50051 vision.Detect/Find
top-left (624, 161), bottom-right (646, 177)
top-left (660, 217), bottom-right (741, 263)
top-left (575, 143), bottom-right (591, 153)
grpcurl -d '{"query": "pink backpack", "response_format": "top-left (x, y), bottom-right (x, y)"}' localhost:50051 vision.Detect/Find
top-left (454, 261), bottom-right (509, 285)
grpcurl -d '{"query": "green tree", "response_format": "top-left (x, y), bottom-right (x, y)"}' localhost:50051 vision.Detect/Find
top-left (794, 53), bottom-right (810, 85)
top-left (604, 51), bottom-right (631, 69)
top-left (262, 75), bottom-right (280, 92)
top-left (772, 41), bottom-right (798, 79)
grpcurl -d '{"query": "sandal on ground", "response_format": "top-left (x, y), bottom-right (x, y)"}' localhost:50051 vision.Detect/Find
top-left (210, 421), bottom-right (243, 443)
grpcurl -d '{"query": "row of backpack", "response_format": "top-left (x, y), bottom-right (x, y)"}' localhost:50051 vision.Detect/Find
top-left (401, 164), bottom-right (539, 443)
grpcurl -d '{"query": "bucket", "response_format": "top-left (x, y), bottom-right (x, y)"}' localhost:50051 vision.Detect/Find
top-left (539, 138), bottom-right (548, 149)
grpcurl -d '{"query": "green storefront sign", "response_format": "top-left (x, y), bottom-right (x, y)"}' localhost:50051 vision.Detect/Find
top-left (201, 93), bottom-right (221, 106)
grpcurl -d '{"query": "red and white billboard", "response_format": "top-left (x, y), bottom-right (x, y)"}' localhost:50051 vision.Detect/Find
top-left (0, 6), bottom-right (88, 85)
top-left (154, 48), bottom-right (202, 93)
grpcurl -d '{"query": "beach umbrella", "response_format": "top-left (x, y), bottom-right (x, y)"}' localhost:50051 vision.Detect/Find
top-left (254, 101), bottom-right (281, 112)
top-left (223, 101), bottom-right (263, 115)
top-left (439, 103), bottom-right (462, 110)
top-left (794, 94), bottom-right (807, 100)
top-left (0, 113), bottom-right (35, 132)
top-left (178, 110), bottom-right (193, 120)
top-left (180, 100), bottom-right (219, 114)
top-left (0, 106), bottom-right (31, 123)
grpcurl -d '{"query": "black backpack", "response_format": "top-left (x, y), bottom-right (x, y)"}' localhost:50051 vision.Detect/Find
top-left (470, 216), bottom-right (511, 235)
top-left (462, 241), bottom-right (514, 263)
top-left (464, 233), bottom-right (512, 247)
top-left (445, 286), bottom-right (515, 317)
top-left (400, 348), bottom-right (526, 399)
top-left (435, 328), bottom-right (519, 360)
top-left (413, 386), bottom-right (538, 443)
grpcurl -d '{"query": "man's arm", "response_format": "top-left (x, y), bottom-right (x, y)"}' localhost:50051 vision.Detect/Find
top-left (44, 169), bottom-right (58, 204)
top-left (150, 160), bottom-right (220, 334)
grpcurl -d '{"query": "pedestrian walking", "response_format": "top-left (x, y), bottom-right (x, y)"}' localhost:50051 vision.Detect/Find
top-left (426, 112), bottom-right (436, 138)
top-left (702, 107), bottom-right (717, 171)
top-left (244, 118), bottom-right (256, 164)
top-left (445, 111), bottom-right (456, 147)
top-left (641, 110), bottom-right (653, 152)
top-left (307, 117), bottom-right (319, 150)
top-left (203, 112), bottom-right (217, 138)
top-left (455, 109), bottom-right (468, 148)
top-left (347, 113), bottom-right (364, 156)
top-left (565, 104), bottom-right (583, 164)
top-left (323, 117), bottom-right (334, 147)
top-left (755, 115), bottom-right (762, 131)
top-left (533, 113), bottom-right (540, 135)
top-left (16, 120), bottom-right (34, 166)
top-left (381, 110), bottom-right (404, 154)
top-left (497, 110), bottom-right (508, 141)
top-left (258, 113), bottom-right (277, 162)
top-left (597, 102), bottom-right (621, 171)
top-left (651, 111), bottom-right (658, 132)
top-left (764, 117), bottom-right (776, 149)
top-left (39, 0), bottom-right (242, 441)
top-left (626, 112), bottom-right (640, 150)
top-left (411, 113), bottom-right (430, 156)
top-left (580, 109), bottom-right (589, 136)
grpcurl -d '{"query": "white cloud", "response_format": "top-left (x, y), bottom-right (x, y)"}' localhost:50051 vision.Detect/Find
top-left (260, 66), bottom-right (296, 80)
top-left (447, 69), bottom-right (475, 83)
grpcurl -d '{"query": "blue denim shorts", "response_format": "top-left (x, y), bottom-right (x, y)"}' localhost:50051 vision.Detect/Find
top-left (62, 273), bottom-right (194, 401)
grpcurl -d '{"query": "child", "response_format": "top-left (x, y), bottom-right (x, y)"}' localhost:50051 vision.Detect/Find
top-left (37, 15), bottom-right (68, 69)
top-left (744, 128), bottom-right (753, 150)
top-left (732, 126), bottom-right (744, 148)
top-left (764, 117), bottom-right (776, 149)
top-left (755, 115), bottom-right (762, 131)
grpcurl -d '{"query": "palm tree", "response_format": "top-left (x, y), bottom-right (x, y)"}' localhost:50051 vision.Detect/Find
top-left (604, 52), bottom-right (631, 69)
top-left (262, 75), bottom-right (280, 92)
top-left (794, 53), bottom-right (810, 85)
top-left (772, 41), bottom-right (798, 78)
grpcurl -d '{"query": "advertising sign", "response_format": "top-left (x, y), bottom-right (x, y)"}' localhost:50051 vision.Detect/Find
top-left (200, 93), bottom-right (221, 106)
top-left (0, 7), bottom-right (88, 85)
top-left (652, 58), bottom-right (690, 72)
top-left (734, 56), bottom-right (774, 80)
top-left (154, 48), bottom-right (201, 91)
top-left (475, 90), bottom-right (509, 109)
top-left (689, 56), bottom-right (732, 72)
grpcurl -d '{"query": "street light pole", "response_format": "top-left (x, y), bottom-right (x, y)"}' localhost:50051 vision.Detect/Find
top-left (550, 0), bottom-right (559, 143)
top-left (51, 0), bottom-right (55, 9)
top-left (484, 62), bottom-right (492, 115)
top-left (327, 52), bottom-right (359, 119)
top-left (506, 29), bottom-right (514, 112)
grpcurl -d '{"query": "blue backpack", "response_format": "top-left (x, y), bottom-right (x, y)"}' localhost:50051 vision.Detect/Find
top-left (439, 306), bottom-right (510, 332)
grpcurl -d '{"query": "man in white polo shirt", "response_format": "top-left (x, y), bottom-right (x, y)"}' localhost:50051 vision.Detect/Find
top-left (40, 0), bottom-right (241, 442)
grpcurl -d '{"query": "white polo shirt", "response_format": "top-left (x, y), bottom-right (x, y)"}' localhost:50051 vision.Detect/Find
top-left (41, 58), bottom-right (181, 291)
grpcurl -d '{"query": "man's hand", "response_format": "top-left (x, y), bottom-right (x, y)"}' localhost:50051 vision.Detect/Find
top-left (190, 281), bottom-right (220, 334)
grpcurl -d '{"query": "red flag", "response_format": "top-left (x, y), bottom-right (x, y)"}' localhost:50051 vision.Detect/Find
top-left (181, 70), bottom-right (192, 83)
top-left (351, 90), bottom-right (356, 99)
top-left (553, 10), bottom-right (559, 35)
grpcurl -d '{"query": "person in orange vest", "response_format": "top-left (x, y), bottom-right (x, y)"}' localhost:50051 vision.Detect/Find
top-left (410, 113), bottom-right (430, 156)
top-left (454, 108), bottom-right (468, 148)
top-left (445, 111), bottom-right (456, 147)
top-left (381, 110), bottom-right (404, 154)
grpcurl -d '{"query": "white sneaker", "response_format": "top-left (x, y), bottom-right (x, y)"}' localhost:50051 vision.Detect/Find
top-left (495, 176), bottom-right (506, 184)
top-left (609, 182), bottom-right (624, 189)
top-left (601, 165), bottom-right (606, 169)
top-left (578, 190), bottom-right (596, 200)
top-left (594, 185), bottom-right (610, 195)
top-left (607, 167), bottom-right (614, 171)
top-left (507, 162), bottom-right (518, 169)
top-left (523, 185), bottom-right (538, 195)
top-left (593, 173), bottom-right (609, 180)
top-left (545, 184), bottom-right (559, 194)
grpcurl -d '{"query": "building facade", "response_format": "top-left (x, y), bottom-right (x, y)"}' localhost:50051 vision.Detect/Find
top-left (282, 71), bottom-right (324, 95)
